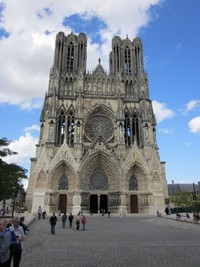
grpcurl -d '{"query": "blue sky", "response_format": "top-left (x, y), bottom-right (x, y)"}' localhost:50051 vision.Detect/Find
top-left (0, 0), bottom-right (200, 187)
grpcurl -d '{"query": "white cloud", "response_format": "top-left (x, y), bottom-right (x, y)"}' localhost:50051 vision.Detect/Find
top-left (158, 128), bottom-right (172, 134)
top-left (152, 100), bottom-right (175, 123)
top-left (180, 99), bottom-right (200, 115)
top-left (4, 132), bottom-right (38, 168)
top-left (24, 125), bottom-right (40, 132)
top-left (188, 116), bottom-right (200, 133)
top-left (0, 0), bottom-right (161, 109)
top-left (186, 100), bottom-right (200, 111)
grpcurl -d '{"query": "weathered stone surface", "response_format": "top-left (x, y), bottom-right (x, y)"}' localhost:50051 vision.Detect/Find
top-left (26, 32), bottom-right (168, 215)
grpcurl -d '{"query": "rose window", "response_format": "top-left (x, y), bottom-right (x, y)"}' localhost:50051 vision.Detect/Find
top-left (90, 170), bottom-right (108, 190)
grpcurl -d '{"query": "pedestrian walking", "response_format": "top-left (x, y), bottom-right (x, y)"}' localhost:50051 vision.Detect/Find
top-left (42, 211), bottom-right (47, 219)
top-left (9, 217), bottom-right (25, 267)
top-left (0, 219), bottom-right (11, 267)
top-left (49, 213), bottom-right (57, 235)
top-left (76, 214), bottom-right (81, 230)
top-left (61, 213), bottom-right (67, 228)
top-left (81, 215), bottom-right (86, 231)
top-left (68, 213), bottom-right (74, 228)
top-left (37, 206), bottom-right (42, 219)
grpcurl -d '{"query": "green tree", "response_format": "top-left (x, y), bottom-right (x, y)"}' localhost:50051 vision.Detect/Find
top-left (0, 138), bottom-right (27, 213)
top-left (0, 137), bottom-right (17, 157)
top-left (171, 190), bottom-right (200, 213)
top-left (0, 161), bottom-right (27, 202)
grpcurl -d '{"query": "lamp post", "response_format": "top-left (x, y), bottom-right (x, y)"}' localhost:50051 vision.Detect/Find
top-left (11, 188), bottom-right (18, 218)
top-left (192, 183), bottom-right (197, 201)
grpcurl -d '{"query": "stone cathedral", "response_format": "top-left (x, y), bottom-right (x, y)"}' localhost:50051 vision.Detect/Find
top-left (26, 31), bottom-right (168, 215)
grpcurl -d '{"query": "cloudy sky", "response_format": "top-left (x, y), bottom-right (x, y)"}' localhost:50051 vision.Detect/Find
top-left (0, 0), bottom-right (200, 187)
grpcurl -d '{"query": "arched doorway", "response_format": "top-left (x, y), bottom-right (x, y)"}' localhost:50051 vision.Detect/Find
top-left (58, 194), bottom-right (67, 213)
top-left (100, 194), bottom-right (108, 213)
top-left (90, 195), bottom-right (98, 213)
top-left (130, 194), bottom-right (138, 213)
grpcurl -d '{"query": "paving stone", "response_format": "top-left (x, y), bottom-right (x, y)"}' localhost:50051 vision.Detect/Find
top-left (20, 215), bottom-right (200, 267)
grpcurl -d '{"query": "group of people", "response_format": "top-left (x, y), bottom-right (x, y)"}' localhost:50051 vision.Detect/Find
top-left (61, 213), bottom-right (74, 229)
top-left (75, 213), bottom-right (86, 231)
top-left (0, 217), bottom-right (27, 267)
top-left (37, 206), bottom-right (87, 235)
top-left (37, 206), bottom-right (47, 220)
top-left (48, 211), bottom-right (86, 235)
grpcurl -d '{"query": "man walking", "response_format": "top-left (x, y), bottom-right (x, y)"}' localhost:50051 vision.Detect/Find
top-left (62, 213), bottom-right (67, 228)
top-left (49, 213), bottom-right (57, 235)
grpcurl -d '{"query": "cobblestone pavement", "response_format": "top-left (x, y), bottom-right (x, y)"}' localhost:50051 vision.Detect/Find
top-left (20, 215), bottom-right (200, 267)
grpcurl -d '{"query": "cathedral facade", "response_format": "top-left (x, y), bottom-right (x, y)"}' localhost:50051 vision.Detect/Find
top-left (26, 31), bottom-right (168, 215)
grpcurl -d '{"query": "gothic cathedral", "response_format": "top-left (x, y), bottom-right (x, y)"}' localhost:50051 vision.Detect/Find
top-left (26, 31), bottom-right (168, 215)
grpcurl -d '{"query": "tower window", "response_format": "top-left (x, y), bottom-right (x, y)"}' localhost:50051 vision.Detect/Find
top-left (67, 42), bottom-right (74, 72)
top-left (67, 110), bottom-right (74, 146)
top-left (124, 112), bottom-right (140, 147)
top-left (124, 46), bottom-right (132, 75)
top-left (57, 110), bottom-right (66, 145)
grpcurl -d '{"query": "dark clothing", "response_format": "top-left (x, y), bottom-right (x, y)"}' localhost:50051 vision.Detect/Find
top-left (42, 211), bottom-right (47, 219)
top-left (19, 222), bottom-right (29, 235)
top-left (76, 221), bottom-right (80, 230)
top-left (49, 215), bottom-right (57, 235)
top-left (165, 207), bottom-right (170, 215)
top-left (9, 245), bottom-right (22, 267)
top-left (62, 214), bottom-right (67, 228)
top-left (0, 259), bottom-right (10, 267)
top-left (76, 215), bottom-right (80, 230)
top-left (68, 215), bottom-right (74, 228)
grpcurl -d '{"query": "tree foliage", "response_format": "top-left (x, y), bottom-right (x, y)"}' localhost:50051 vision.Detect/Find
top-left (0, 138), bottom-right (27, 202)
top-left (171, 190), bottom-right (200, 213)
top-left (0, 137), bottom-right (17, 157)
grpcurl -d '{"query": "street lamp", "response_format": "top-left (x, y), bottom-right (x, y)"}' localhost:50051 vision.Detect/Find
top-left (192, 183), bottom-right (197, 201)
top-left (11, 188), bottom-right (18, 218)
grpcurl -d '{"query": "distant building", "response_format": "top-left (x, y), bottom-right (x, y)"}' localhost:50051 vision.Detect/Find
top-left (168, 182), bottom-right (200, 197)
top-left (26, 31), bottom-right (168, 215)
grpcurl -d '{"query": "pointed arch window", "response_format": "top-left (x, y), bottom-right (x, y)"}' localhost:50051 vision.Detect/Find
top-left (124, 46), bottom-right (132, 75)
top-left (57, 109), bottom-right (66, 145)
top-left (59, 174), bottom-right (68, 190)
top-left (67, 41), bottom-right (74, 72)
top-left (124, 112), bottom-right (140, 147)
top-left (67, 109), bottom-right (74, 146)
top-left (129, 175), bottom-right (138, 190)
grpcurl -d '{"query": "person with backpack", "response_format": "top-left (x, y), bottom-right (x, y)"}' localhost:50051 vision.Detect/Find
top-left (61, 213), bottom-right (67, 228)
top-left (0, 219), bottom-right (11, 267)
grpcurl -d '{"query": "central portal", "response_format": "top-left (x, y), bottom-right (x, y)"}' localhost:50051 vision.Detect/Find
top-left (90, 194), bottom-right (108, 213)
top-left (100, 194), bottom-right (108, 213)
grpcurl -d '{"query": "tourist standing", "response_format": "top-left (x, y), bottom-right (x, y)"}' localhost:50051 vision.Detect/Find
top-left (37, 206), bottom-right (42, 219)
top-left (0, 219), bottom-right (11, 267)
top-left (61, 213), bottom-right (67, 228)
top-left (76, 214), bottom-right (81, 230)
top-left (9, 217), bottom-right (25, 267)
top-left (81, 215), bottom-right (86, 231)
top-left (49, 213), bottom-right (57, 235)
top-left (68, 213), bottom-right (74, 228)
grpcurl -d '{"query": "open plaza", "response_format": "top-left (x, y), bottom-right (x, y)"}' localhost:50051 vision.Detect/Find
top-left (19, 214), bottom-right (200, 267)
